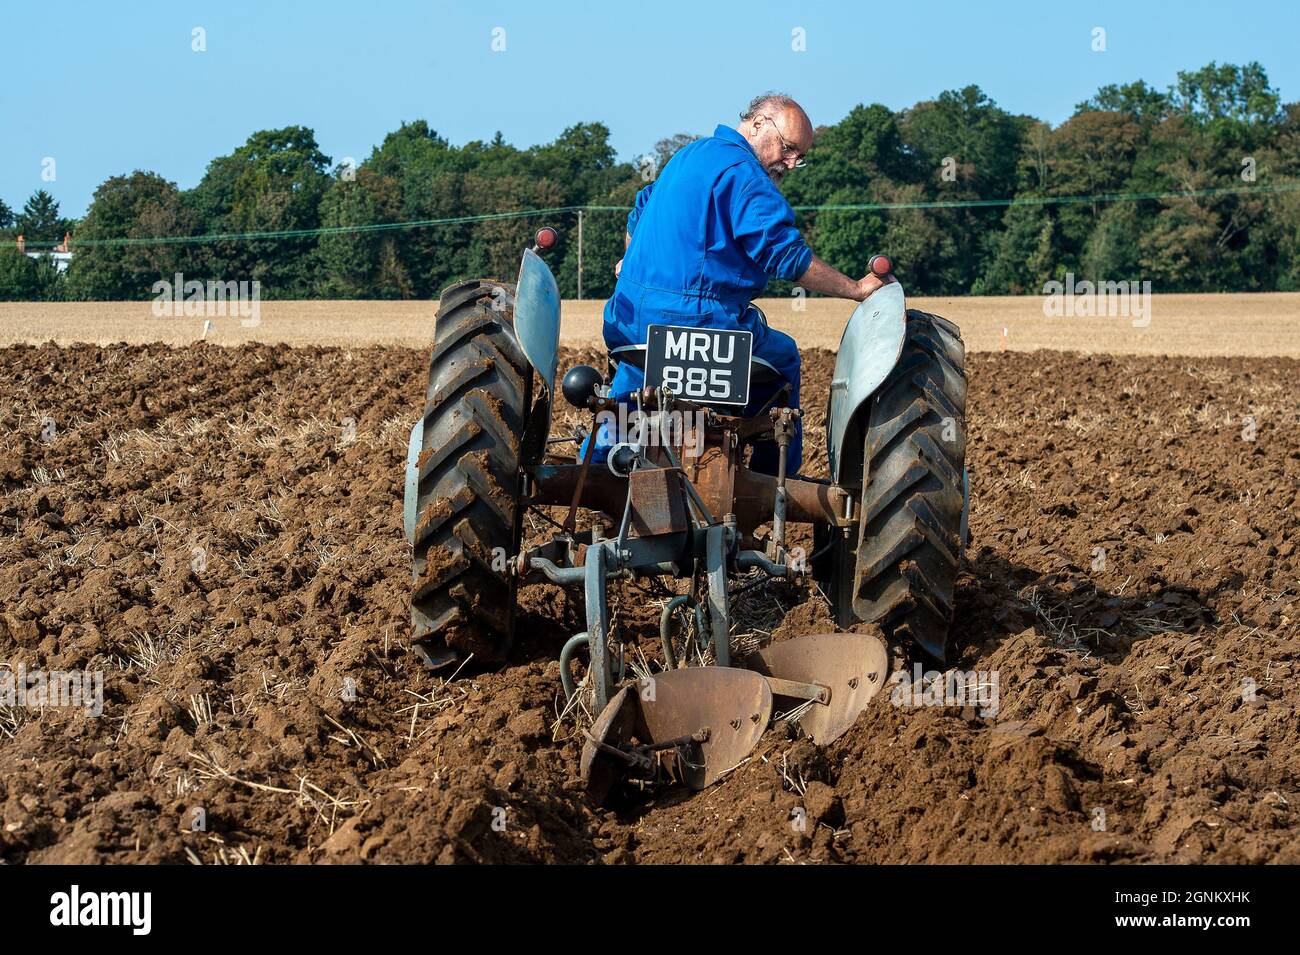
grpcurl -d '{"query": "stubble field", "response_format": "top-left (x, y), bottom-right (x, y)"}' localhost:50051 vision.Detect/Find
top-left (3, 292), bottom-right (1299, 355)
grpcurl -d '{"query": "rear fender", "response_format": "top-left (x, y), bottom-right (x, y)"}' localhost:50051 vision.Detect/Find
top-left (826, 282), bottom-right (908, 488)
top-left (513, 247), bottom-right (560, 449)
top-left (403, 419), bottom-right (422, 545)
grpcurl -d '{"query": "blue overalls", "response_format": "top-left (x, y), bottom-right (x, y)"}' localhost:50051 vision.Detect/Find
top-left (597, 124), bottom-right (811, 475)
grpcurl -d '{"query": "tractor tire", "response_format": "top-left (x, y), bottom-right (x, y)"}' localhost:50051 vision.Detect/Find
top-left (819, 309), bottom-right (966, 662)
top-left (410, 279), bottom-right (531, 668)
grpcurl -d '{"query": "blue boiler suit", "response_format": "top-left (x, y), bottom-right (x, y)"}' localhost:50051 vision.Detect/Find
top-left (600, 124), bottom-right (812, 474)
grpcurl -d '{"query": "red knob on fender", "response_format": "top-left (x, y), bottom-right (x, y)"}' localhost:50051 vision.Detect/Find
top-left (535, 227), bottom-right (558, 250)
top-left (869, 253), bottom-right (892, 277)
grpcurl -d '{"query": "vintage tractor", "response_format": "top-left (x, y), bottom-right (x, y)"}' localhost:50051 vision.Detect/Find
top-left (403, 228), bottom-right (967, 803)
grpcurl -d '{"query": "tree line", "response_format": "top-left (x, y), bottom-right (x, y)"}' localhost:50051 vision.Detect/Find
top-left (2, 60), bottom-right (1297, 303)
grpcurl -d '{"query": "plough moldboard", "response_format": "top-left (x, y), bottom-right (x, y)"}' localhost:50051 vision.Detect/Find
top-left (519, 396), bottom-right (892, 802)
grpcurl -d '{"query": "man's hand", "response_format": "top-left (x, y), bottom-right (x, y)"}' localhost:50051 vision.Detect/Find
top-left (855, 269), bottom-right (895, 301)
top-left (615, 258), bottom-right (623, 278)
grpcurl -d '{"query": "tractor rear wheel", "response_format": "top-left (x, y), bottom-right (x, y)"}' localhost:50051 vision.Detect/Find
top-left (818, 309), bottom-right (966, 662)
top-left (410, 279), bottom-right (530, 668)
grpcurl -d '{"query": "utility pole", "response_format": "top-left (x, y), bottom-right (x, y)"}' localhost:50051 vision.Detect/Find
top-left (577, 209), bottom-right (584, 300)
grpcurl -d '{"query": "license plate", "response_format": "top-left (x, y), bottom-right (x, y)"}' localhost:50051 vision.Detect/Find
top-left (644, 325), bottom-right (752, 406)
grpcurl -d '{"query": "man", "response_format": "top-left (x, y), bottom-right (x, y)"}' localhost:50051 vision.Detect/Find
top-left (601, 93), bottom-right (892, 475)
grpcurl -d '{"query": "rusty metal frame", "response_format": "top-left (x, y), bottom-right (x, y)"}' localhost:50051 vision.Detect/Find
top-left (527, 462), bottom-right (850, 535)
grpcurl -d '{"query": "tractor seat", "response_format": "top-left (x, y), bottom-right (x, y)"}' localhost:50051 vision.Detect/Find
top-left (609, 344), bottom-right (783, 387)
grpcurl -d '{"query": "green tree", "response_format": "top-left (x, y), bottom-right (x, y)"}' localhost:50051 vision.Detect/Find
top-left (1076, 80), bottom-right (1171, 121)
top-left (898, 86), bottom-right (1026, 199)
top-left (1172, 62), bottom-right (1281, 127)
top-left (1032, 111), bottom-right (1143, 270)
top-left (0, 246), bottom-right (62, 301)
top-left (17, 190), bottom-right (71, 244)
top-left (460, 173), bottom-right (566, 287)
top-left (985, 202), bottom-right (1054, 294)
top-left (896, 87), bottom-right (1029, 292)
top-left (875, 182), bottom-right (960, 292)
top-left (571, 178), bottom-right (640, 300)
top-left (187, 126), bottom-right (331, 297)
top-left (529, 122), bottom-right (619, 203)
top-left (1258, 102), bottom-right (1300, 290)
top-left (1273, 189), bottom-right (1300, 291)
top-left (65, 171), bottom-right (195, 300)
top-left (1081, 202), bottom-right (1142, 282)
top-left (366, 120), bottom-right (455, 182)
top-left (33, 64), bottom-right (1300, 301)
top-left (805, 186), bottom-right (887, 282)
top-left (402, 172), bottom-right (476, 298)
top-left (652, 133), bottom-right (699, 173)
top-left (315, 167), bottom-right (408, 298)
top-left (1140, 201), bottom-right (1220, 289)
top-left (366, 121), bottom-right (464, 297)
top-left (1138, 107), bottom-right (1274, 290)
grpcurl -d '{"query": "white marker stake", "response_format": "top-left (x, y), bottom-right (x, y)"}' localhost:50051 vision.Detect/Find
top-left (1001, 327), bottom-right (1007, 352)
top-left (202, 320), bottom-right (213, 339)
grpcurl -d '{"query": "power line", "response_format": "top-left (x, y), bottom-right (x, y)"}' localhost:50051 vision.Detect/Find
top-left (15, 181), bottom-right (1298, 250)
top-left (794, 181), bottom-right (1300, 212)
top-left (19, 206), bottom-right (592, 249)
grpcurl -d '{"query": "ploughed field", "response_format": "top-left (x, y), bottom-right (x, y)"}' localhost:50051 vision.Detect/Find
top-left (0, 341), bottom-right (1297, 863)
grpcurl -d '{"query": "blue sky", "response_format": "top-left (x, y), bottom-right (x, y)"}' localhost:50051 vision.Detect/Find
top-left (5, 0), bottom-right (1297, 217)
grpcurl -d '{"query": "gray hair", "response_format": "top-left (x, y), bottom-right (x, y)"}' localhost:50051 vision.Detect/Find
top-left (740, 93), bottom-right (800, 122)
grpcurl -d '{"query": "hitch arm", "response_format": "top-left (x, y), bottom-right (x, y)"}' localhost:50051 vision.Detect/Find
top-left (763, 677), bottom-right (830, 706)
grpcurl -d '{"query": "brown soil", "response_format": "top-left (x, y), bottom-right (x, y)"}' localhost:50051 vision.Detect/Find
top-left (1, 342), bottom-right (1297, 864)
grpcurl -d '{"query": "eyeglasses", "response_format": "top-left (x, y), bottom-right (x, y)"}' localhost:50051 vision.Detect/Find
top-left (762, 114), bottom-right (808, 168)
